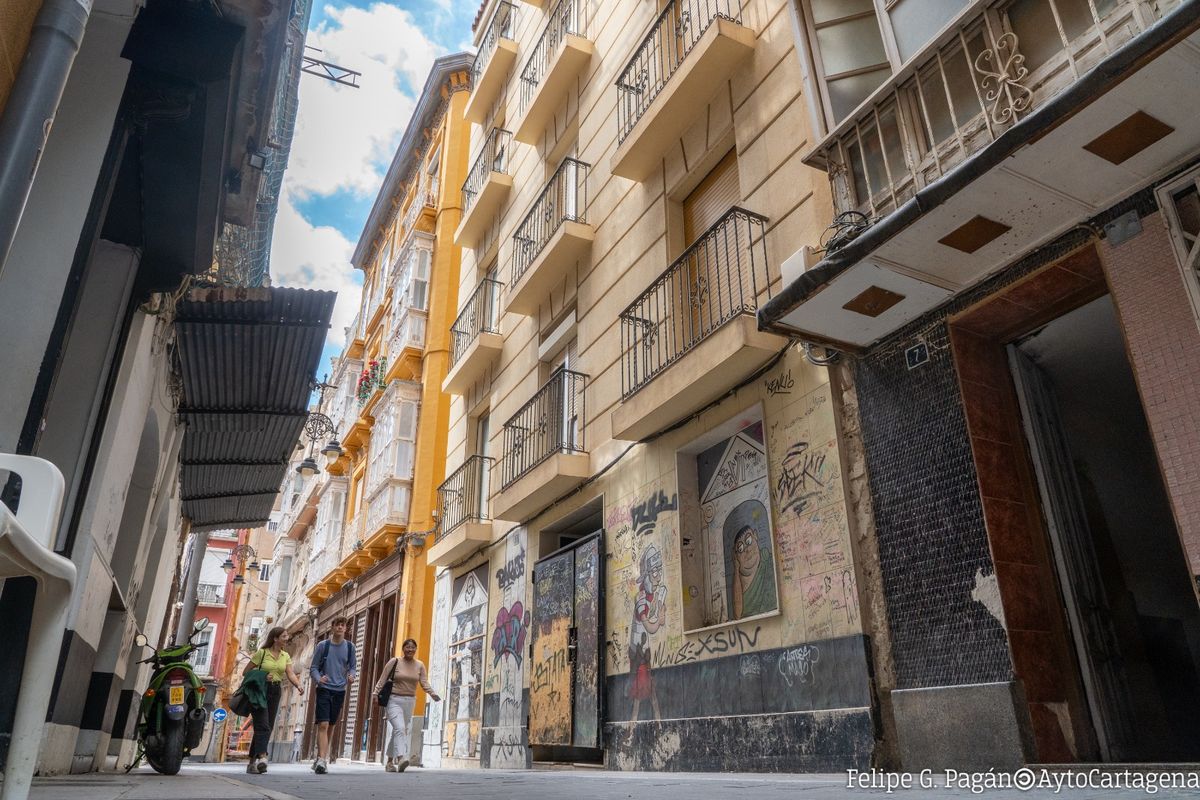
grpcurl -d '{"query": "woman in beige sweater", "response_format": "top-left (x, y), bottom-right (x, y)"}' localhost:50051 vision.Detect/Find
top-left (373, 638), bottom-right (440, 772)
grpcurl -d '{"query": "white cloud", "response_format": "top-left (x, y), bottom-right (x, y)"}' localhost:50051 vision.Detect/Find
top-left (269, 2), bottom-right (449, 348)
top-left (270, 195), bottom-right (361, 348)
top-left (287, 3), bottom-right (443, 200)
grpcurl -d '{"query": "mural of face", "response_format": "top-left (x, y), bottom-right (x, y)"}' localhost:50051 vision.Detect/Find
top-left (640, 545), bottom-right (663, 591)
top-left (734, 525), bottom-right (761, 580)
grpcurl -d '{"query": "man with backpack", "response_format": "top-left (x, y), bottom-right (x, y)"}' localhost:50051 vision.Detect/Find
top-left (309, 617), bottom-right (356, 774)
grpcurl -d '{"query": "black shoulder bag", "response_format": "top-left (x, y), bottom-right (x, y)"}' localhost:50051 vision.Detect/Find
top-left (376, 658), bottom-right (398, 707)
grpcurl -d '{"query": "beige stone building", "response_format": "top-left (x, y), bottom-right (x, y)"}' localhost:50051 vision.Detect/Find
top-left (425, 0), bottom-right (871, 771)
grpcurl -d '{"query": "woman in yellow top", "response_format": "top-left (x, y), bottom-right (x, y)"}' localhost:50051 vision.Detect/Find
top-left (243, 627), bottom-right (303, 774)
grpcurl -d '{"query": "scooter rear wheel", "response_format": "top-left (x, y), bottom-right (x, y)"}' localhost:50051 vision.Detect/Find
top-left (152, 722), bottom-right (185, 775)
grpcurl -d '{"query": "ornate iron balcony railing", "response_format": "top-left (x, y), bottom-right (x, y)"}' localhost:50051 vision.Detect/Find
top-left (462, 129), bottom-right (513, 215)
top-left (511, 157), bottom-right (589, 286)
top-left (472, 1), bottom-right (519, 86)
top-left (500, 368), bottom-right (587, 489)
top-left (436, 455), bottom-right (494, 540)
top-left (619, 207), bottom-right (769, 399)
top-left (616, 0), bottom-right (744, 145)
top-left (815, 0), bottom-right (1169, 220)
top-left (450, 278), bottom-right (503, 367)
top-left (518, 0), bottom-right (584, 115)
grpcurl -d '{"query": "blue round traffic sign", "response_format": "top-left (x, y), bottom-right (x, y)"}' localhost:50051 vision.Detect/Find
top-left (212, 708), bottom-right (228, 723)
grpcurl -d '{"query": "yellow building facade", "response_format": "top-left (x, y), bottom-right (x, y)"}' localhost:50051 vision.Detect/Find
top-left (301, 53), bottom-right (472, 763)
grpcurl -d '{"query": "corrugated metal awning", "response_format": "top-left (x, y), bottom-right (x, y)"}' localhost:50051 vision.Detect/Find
top-left (175, 286), bottom-right (336, 531)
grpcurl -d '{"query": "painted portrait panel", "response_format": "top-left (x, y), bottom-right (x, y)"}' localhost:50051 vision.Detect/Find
top-left (696, 419), bottom-right (780, 625)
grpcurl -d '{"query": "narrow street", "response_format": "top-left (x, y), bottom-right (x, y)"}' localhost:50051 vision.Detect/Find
top-left (23, 763), bottom-right (1200, 800)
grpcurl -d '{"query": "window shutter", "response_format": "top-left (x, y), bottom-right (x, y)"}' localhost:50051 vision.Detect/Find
top-left (684, 150), bottom-right (741, 245)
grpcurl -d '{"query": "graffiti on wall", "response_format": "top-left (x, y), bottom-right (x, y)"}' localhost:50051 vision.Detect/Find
top-left (530, 552), bottom-right (573, 743)
top-left (768, 383), bottom-right (861, 642)
top-left (602, 353), bottom-right (862, 729)
top-left (573, 536), bottom-right (602, 747)
top-left (446, 566), bottom-right (487, 759)
top-left (627, 542), bottom-right (666, 722)
top-left (490, 602), bottom-right (528, 668)
top-left (425, 570), bottom-right (451, 768)
top-left (697, 420), bottom-right (778, 625)
top-left (604, 475), bottom-right (685, 722)
top-left (485, 531), bottom-right (528, 768)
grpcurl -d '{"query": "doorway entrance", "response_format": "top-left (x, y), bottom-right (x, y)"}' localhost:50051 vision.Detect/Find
top-left (1010, 296), bottom-right (1200, 761)
top-left (528, 531), bottom-right (603, 762)
top-left (949, 246), bottom-right (1200, 763)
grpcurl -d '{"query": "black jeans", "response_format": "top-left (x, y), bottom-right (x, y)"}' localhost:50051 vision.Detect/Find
top-left (250, 682), bottom-right (282, 759)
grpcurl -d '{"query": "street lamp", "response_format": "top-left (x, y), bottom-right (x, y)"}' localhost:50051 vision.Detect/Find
top-left (295, 376), bottom-right (342, 476)
top-left (223, 543), bottom-right (258, 579)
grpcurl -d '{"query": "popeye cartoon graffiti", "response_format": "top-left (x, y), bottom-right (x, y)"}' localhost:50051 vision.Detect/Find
top-left (628, 543), bottom-right (665, 722)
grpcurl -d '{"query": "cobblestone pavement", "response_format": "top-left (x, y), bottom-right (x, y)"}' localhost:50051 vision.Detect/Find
top-left (22, 761), bottom-right (1200, 800)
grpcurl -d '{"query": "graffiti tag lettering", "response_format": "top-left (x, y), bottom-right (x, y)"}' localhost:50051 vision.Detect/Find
top-left (715, 448), bottom-right (765, 493)
top-left (652, 624), bottom-right (762, 666)
top-left (777, 645), bottom-right (820, 687)
top-left (495, 549), bottom-right (526, 591)
top-left (631, 490), bottom-right (678, 534)
top-left (764, 368), bottom-right (795, 396)
top-left (775, 442), bottom-right (828, 516)
top-left (531, 646), bottom-right (569, 692)
top-left (491, 602), bottom-right (530, 667)
top-left (739, 654), bottom-right (761, 677)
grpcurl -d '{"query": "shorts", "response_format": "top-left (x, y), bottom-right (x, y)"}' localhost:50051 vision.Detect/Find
top-left (314, 686), bottom-right (346, 724)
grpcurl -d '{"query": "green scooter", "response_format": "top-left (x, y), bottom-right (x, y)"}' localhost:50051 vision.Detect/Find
top-left (128, 618), bottom-right (211, 774)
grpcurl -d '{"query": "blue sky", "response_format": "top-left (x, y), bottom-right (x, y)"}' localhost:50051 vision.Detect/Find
top-left (269, 0), bottom-right (478, 380)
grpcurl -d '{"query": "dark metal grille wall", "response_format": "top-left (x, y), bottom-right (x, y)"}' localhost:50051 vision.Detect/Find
top-left (851, 188), bottom-right (1157, 690)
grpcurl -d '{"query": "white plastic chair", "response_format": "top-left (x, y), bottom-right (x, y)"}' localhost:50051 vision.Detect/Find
top-left (0, 455), bottom-right (76, 800)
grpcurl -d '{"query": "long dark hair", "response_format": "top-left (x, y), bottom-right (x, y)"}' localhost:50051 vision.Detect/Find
top-left (263, 626), bottom-right (287, 650)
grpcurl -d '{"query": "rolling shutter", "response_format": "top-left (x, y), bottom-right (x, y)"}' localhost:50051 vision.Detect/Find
top-left (684, 150), bottom-right (740, 244)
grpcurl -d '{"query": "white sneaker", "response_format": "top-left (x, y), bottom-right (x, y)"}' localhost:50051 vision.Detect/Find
top-left (396, 757), bottom-right (409, 772)
top-left (315, 757), bottom-right (327, 774)
top-left (385, 757), bottom-right (396, 772)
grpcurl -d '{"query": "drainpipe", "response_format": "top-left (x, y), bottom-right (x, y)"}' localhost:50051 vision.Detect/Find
top-left (175, 527), bottom-right (208, 646)
top-left (0, 0), bottom-right (91, 279)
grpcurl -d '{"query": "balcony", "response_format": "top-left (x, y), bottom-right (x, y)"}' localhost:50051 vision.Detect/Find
top-left (493, 368), bottom-right (589, 521)
top-left (428, 456), bottom-right (495, 565)
top-left (759, 0), bottom-right (1198, 351)
top-left (513, 0), bottom-right (593, 144)
top-left (611, 0), bottom-right (755, 181)
top-left (346, 311), bottom-right (365, 358)
top-left (386, 310), bottom-right (426, 382)
top-left (363, 480), bottom-right (411, 547)
top-left (444, 278), bottom-right (504, 394)
top-left (465, 2), bottom-right (520, 125)
top-left (455, 129), bottom-right (514, 249)
top-left (196, 582), bottom-right (226, 607)
top-left (507, 158), bottom-right (592, 315)
top-left (402, 176), bottom-right (438, 236)
top-left (614, 208), bottom-right (787, 440)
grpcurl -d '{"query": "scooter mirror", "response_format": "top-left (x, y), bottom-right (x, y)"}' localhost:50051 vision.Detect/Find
top-left (194, 617), bottom-right (210, 632)
top-left (134, 633), bottom-right (149, 648)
